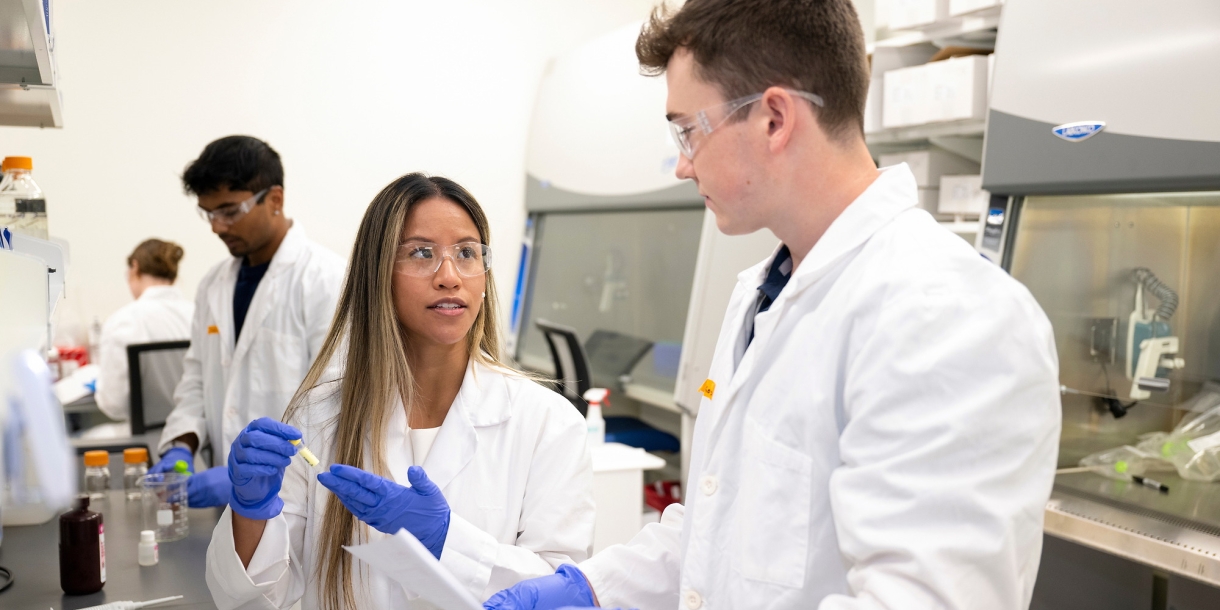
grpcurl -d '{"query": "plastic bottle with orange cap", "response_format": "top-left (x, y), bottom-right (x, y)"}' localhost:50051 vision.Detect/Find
top-left (0, 155), bottom-right (48, 240)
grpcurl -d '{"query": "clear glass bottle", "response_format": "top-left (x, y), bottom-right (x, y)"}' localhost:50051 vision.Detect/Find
top-left (0, 156), bottom-right (48, 240)
top-left (123, 448), bottom-right (149, 501)
top-left (83, 450), bottom-right (110, 501)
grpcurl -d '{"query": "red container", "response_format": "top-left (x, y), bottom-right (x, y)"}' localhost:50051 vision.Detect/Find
top-left (645, 480), bottom-right (683, 513)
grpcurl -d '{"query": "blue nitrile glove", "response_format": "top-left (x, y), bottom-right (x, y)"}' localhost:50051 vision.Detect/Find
top-left (151, 447), bottom-right (194, 474)
top-left (227, 417), bottom-right (301, 520)
top-left (187, 465), bottom-right (231, 507)
top-left (482, 564), bottom-right (596, 610)
top-left (317, 464), bottom-right (451, 559)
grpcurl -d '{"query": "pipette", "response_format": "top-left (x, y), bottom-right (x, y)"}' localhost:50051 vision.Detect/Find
top-left (291, 439), bottom-right (320, 467)
top-left (74, 594), bottom-right (183, 610)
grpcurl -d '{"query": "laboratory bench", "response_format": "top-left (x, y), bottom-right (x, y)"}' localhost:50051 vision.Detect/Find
top-left (0, 490), bottom-right (222, 609)
top-left (1037, 472), bottom-right (1220, 609)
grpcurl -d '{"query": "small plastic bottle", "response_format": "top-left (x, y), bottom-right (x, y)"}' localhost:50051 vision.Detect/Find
top-left (583, 388), bottom-right (609, 446)
top-left (83, 450), bottom-right (111, 501)
top-left (60, 496), bottom-right (106, 595)
top-left (138, 530), bottom-right (159, 566)
top-left (0, 156), bottom-right (49, 240)
top-left (123, 448), bottom-right (149, 501)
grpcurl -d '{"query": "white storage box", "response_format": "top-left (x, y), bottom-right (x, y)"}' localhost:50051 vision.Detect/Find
top-left (888, 0), bottom-right (949, 30)
top-left (882, 54), bottom-right (990, 128)
top-left (879, 149), bottom-right (980, 188)
top-left (864, 76), bottom-right (884, 134)
top-left (938, 174), bottom-right (989, 215)
top-left (923, 54), bottom-right (990, 123)
top-left (882, 64), bottom-right (928, 128)
top-left (949, 0), bottom-right (1002, 16)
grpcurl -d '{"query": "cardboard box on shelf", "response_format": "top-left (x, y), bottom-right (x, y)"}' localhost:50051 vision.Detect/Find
top-left (865, 76), bottom-right (885, 134)
top-left (888, 0), bottom-right (950, 30)
top-left (949, 0), bottom-right (1002, 17)
top-left (938, 174), bottom-right (989, 215)
top-left (879, 149), bottom-right (980, 188)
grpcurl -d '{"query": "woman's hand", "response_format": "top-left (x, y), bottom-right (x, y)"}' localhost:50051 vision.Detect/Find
top-left (318, 464), bottom-right (451, 559)
top-left (228, 417), bottom-right (302, 520)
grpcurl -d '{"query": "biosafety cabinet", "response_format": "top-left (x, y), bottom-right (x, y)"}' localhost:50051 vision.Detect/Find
top-left (981, 1), bottom-right (1220, 607)
top-left (512, 23), bottom-right (777, 482)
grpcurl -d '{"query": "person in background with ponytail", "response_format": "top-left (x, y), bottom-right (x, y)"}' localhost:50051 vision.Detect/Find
top-left (94, 238), bottom-right (194, 421)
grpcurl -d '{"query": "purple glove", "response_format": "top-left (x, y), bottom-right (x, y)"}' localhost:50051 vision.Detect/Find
top-left (186, 465), bottom-right (232, 508)
top-left (228, 418), bottom-right (301, 520)
top-left (317, 464), bottom-right (451, 559)
top-left (483, 564), bottom-right (596, 610)
top-left (151, 446), bottom-right (193, 474)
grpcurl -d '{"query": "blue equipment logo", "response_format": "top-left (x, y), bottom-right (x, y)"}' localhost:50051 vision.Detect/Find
top-left (1052, 121), bottom-right (1106, 142)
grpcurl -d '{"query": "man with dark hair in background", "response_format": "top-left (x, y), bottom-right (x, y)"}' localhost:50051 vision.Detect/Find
top-left (150, 136), bottom-right (345, 509)
top-left (485, 1), bottom-right (1060, 608)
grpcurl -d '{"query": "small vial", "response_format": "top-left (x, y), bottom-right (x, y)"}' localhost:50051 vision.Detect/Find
top-left (83, 451), bottom-right (110, 501)
top-left (123, 448), bottom-right (149, 501)
top-left (290, 439), bottom-right (320, 467)
top-left (138, 530), bottom-right (159, 566)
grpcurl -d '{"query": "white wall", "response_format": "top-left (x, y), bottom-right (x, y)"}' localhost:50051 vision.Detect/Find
top-left (0, 0), bottom-right (657, 343)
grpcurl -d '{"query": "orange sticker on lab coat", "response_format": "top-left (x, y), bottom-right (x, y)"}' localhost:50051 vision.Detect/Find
top-left (699, 379), bottom-right (716, 400)
top-left (207, 325), bottom-right (220, 335)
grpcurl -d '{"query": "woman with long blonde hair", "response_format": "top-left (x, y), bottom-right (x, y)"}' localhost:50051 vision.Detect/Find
top-left (204, 173), bottom-right (594, 609)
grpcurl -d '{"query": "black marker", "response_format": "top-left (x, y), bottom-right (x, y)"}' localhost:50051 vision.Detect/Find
top-left (1132, 475), bottom-right (1170, 494)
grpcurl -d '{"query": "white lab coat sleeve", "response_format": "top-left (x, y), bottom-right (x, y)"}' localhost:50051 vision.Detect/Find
top-left (820, 283), bottom-right (1061, 610)
top-left (158, 284), bottom-right (212, 456)
top-left (205, 451), bottom-right (310, 610)
top-left (578, 502), bottom-right (684, 610)
top-left (439, 408), bottom-right (596, 601)
top-left (93, 310), bottom-right (138, 421)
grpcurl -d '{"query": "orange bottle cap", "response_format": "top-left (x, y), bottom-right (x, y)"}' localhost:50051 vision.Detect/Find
top-left (83, 450), bottom-right (109, 467)
top-left (123, 447), bottom-right (149, 464)
top-left (1, 156), bottom-right (32, 171)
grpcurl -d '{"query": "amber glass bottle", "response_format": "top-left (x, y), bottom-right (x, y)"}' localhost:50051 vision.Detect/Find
top-left (59, 496), bottom-right (106, 595)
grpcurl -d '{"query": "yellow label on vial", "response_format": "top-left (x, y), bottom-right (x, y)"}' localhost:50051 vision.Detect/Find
top-left (699, 379), bottom-right (716, 400)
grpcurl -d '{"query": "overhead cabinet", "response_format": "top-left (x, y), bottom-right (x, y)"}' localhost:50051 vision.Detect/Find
top-left (0, 0), bottom-right (63, 128)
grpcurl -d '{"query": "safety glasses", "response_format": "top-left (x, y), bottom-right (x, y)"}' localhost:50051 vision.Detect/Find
top-left (395, 241), bottom-right (493, 277)
top-left (197, 188), bottom-right (270, 226)
top-left (667, 89), bottom-right (825, 159)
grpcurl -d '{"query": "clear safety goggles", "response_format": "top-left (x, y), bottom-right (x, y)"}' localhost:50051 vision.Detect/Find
top-left (667, 89), bottom-right (825, 159)
top-left (395, 241), bottom-right (493, 277)
top-left (197, 188), bottom-right (269, 226)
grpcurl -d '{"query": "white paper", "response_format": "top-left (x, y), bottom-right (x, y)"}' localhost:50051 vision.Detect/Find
top-left (344, 530), bottom-right (482, 610)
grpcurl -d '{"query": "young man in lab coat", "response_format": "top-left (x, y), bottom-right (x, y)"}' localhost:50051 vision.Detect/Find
top-left (151, 136), bottom-right (346, 508)
top-left (485, 1), bottom-right (1062, 609)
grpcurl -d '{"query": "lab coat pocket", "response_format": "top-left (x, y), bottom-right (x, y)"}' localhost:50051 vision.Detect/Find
top-left (736, 417), bottom-right (812, 588)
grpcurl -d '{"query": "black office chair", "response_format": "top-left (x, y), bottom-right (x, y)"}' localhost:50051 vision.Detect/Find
top-left (536, 319), bottom-right (592, 416)
top-left (128, 340), bottom-right (190, 435)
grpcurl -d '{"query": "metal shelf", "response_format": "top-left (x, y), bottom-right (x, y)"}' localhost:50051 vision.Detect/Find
top-left (866, 118), bottom-right (986, 146)
top-left (873, 5), bottom-right (1002, 51)
top-left (0, 0), bottom-right (62, 128)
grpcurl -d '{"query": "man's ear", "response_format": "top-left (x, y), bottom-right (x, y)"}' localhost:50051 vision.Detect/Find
top-left (762, 87), bottom-right (797, 153)
top-left (268, 185), bottom-right (285, 215)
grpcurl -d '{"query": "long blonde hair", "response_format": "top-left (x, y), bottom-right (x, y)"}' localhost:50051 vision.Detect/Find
top-left (283, 173), bottom-right (504, 610)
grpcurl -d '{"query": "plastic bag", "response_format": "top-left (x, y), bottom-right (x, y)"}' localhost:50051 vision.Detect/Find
top-left (1160, 404), bottom-right (1220, 481)
top-left (1080, 445), bottom-right (1159, 480)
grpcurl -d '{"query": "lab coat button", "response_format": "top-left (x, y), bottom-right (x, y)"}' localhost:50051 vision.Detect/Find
top-left (685, 589), bottom-right (703, 610)
top-left (700, 475), bottom-right (717, 496)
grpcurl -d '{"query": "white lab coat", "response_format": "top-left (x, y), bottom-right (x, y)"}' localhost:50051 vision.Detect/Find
top-left (580, 164), bottom-right (1062, 610)
top-left (158, 224), bottom-right (346, 465)
top-left (94, 285), bottom-right (194, 420)
top-left (204, 360), bottom-right (595, 610)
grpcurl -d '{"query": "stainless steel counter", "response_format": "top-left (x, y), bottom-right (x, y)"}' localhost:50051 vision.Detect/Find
top-left (1046, 472), bottom-right (1220, 587)
top-left (0, 490), bottom-right (222, 609)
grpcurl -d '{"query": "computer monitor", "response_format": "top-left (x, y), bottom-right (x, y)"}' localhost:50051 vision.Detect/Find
top-left (126, 340), bottom-right (189, 435)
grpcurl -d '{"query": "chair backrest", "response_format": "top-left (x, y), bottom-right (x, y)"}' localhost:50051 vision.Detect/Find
top-left (585, 330), bottom-right (654, 383)
top-left (127, 340), bottom-right (190, 435)
top-left (535, 319), bottom-right (592, 403)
